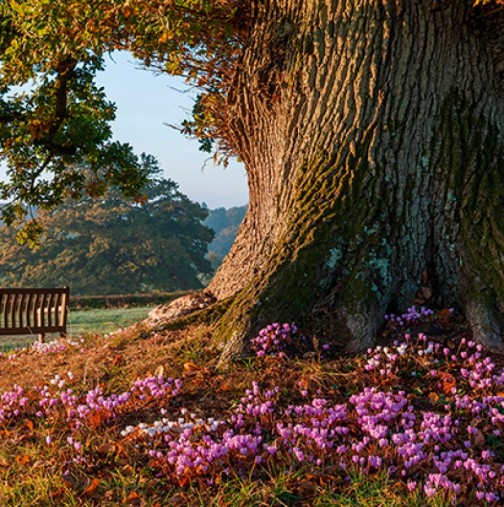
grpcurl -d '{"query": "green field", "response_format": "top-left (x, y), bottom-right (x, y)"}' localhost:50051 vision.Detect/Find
top-left (67, 305), bottom-right (153, 335)
top-left (0, 306), bottom-right (154, 351)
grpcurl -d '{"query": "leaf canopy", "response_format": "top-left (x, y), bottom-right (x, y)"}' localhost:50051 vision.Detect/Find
top-left (0, 0), bottom-right (502, 229)
top-left (0, 0), bottom-right (244, 231)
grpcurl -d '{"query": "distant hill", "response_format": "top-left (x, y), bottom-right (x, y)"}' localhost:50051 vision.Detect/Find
top-left (204, 205), bottom-right (247, 271)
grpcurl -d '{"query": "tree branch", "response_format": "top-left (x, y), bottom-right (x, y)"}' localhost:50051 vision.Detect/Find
top-left (47, 58), bottom-right (77, 138)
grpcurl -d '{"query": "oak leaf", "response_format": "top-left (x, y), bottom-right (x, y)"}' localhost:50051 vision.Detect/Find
top-left (15, 454), bottom-right (31, 466)
top-left (83, 478), bottom-right (100, 496)
top-left (183, 361), bottom-right (200, 371)
top-left (125, 490), bottom-right (141, 505)
top-left (438, 371), bottom-right (456, 395)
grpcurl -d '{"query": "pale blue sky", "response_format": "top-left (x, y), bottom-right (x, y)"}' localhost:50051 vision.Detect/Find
top-left (96, 52), bottom-right (248, 209)
top-left (0, 52), bottom-right (248, 209)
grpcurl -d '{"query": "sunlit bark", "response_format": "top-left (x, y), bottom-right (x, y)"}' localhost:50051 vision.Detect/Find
top-left (208, 0), bottom-right (504, 359)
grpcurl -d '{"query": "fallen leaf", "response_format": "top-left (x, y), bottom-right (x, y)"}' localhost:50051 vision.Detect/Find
top-left (438, 308), bottom-right (452, 326)
top-left (183, 362), bottom-right (200, 371)
top-left (125, 490), bottom-right (141, 505)
top-left (87, 409), bottom-right (111, 429)
top-left (97, 443), bottom-right (116, 455)
top-left (421, 287), bottom-right (432, 300)
top-left (177, 475), bottom-right (191, 488)
top-left (83, 478), bottom-right (100, 496)
top-left (112, 355), bottom-right (123, 367)
top-left (50, 488), bottom-right (66, 499)
top-left (438, 371), bottom-right (456, 395)
top-left (15, 454), bottom-right (31, 466)
top-left (473, 431), bottom-right (485, 447)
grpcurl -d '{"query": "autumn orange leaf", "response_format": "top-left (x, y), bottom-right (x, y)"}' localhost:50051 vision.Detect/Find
top-left (83, 478), bottom-right (100, 496)
top-left (177, 475), bottom-right (191, 488)
top-left (438, 371), bottom-right (456, 394)
top-left (112, 354), bottom-right (123, 367)
top-left (97, 443), bottom-right (116, 455)
top-left (183, 361), bottom-right (200, 371)
top-left (125, 490), bottom-right (142, 505)
top-left (15, 454), bottom-right (31, 466)
top-left (88, 412), bottom-right (104, 429)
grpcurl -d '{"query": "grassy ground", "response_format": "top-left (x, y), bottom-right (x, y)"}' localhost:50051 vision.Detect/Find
top-left (0, 306), bottom-right (154, 351)
top-left (67, 306), bottom-right (154, 336)
top-left (0, 308), bottom-right (502, 506)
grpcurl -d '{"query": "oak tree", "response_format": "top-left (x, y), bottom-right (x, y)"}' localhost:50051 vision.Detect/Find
top-left (0, 1), bottom-right (503, 357)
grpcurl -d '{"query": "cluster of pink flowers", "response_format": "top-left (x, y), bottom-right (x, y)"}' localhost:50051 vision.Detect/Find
top-left (0, 307), bottom-right (502, 504)
top-left (31, 338), bottom-right (81, 354)
top-left (250, 322), bottom-right (298, 357)
top-left (384, 306), bottom-right (436, 328)
top-left (0, 370), bottom-right (181, 463)
top-left (121, 328), bottom-right (503, 504)
top-left (0, 384), bottom-right (29, 422)
top-left (0, 337), bottom-right (85, 361)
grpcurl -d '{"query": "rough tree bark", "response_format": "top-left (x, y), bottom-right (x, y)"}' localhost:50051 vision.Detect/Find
top-left (207, 0), bottom-right (504, 360)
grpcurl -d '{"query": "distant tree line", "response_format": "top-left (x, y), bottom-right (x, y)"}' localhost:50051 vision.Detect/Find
top-left (0, 157), bottom-right (216, 295)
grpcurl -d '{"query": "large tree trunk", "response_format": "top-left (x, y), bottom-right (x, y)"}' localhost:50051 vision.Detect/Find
top-left (208, 0), bottom-right (504, 360)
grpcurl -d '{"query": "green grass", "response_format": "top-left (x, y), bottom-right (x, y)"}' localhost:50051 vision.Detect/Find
top-left (67, 305), bottom-right (153, 336)
top-left (0, 306), bottom-right (154, 351)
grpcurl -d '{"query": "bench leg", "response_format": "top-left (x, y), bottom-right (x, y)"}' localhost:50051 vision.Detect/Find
top-left (60, 331), bottom-right (67, 339)
top-left (38, 333), bottom-right (45, 343)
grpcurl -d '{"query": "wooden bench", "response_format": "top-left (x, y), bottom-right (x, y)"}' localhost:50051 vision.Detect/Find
top-left (0, 288), bottom-right (69, 343)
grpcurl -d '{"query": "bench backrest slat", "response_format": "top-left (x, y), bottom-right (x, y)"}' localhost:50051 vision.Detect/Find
top-left (26, 292), bottom-right (33, 328)
top-left (58, 290), bottom-right (68, 327)
top-left (35, 293), bottom-right (42, 329)
top-left (3, 293), bottom-right (11, 329)
top-left (41, 293), bottom-right (47, 328)
top-left (48, 292), bottom-right (55, 327)
top-left (17, 292), bottom-right (25, 330)
top-left (10, 292), bottom-right (17, 328)
top-left (0, 288), bottom-right (69, 337)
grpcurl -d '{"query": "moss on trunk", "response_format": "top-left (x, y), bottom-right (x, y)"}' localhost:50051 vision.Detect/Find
top-left (208, 0), bottom-right (504, 362)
